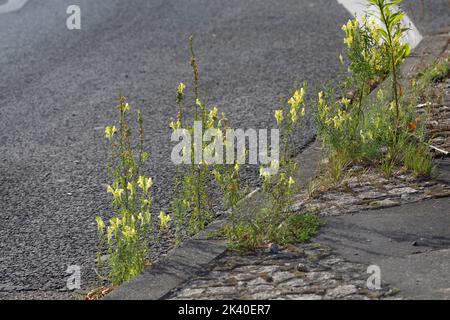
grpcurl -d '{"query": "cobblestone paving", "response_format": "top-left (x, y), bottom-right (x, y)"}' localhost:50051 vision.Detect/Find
top-left (167, 243), bottom-right (402, 300)
top-left (292, 168), bottom-right (450, 217)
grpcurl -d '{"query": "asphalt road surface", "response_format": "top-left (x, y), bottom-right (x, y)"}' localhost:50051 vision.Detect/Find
top-left (0, 0), bottom-right (447, 297)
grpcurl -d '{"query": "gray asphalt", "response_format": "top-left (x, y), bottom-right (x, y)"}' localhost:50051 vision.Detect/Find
top-left (402, 0), bottom-right (450, 34)
top-left (0, 0), bottom-right (447, 297)
top-left (0, 0), bottom-right (349, 293)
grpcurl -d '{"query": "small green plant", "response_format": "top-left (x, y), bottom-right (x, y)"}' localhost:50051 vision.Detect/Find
top-left (282, 213), bottom-right (321, 243)
top-left (413, 58), bottom-right (450, 103)
top-left (169, 36), bottom-right (243, 240)
top-left (96, 97), bottom-right (163, 286)
top-left (213, 163), bottom-right (245, 210)
top-left (418, 58), bottom-right (450, 85)
top-left (380, 153), bottom-right (395, 178)
top-left (403, 143), bottom-right (434, 177)
top-left (327, 152), bottom-right (351, 185)
top-left (223, 86), bottom-right (318, 250)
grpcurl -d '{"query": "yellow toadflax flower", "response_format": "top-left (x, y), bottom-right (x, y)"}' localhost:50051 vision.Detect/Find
top-left (138, 176), bottom-right (153, 194)
top-left (107, 185), bottom-right (124, 202)
top-left (159, 211), bottom-right (171, 230)
top-left (259, 166), bottom-right (270, 178)
top-left (176, 83), bottom-right (186, 104)
top-left (290, 107), bottom-right (298, 123)
top-left (340, 97), bottom-right (351, 106)
top-left (122, 225), bottom-right (137, 239)
top-left (288, 176), bottom-right (295, 188)
top-left (127, 182), bottom-right (135, 196)
top-left (274, 109), bottom-right (284, 126)
top-left (288, 88), bottom-right (305, 109)
top-left (96, 216), bottom-right (105, 233)
top-left (342, 19), bottom-right (358, 48)
top-left (377, 89), bottom-right (384, 102)
top-left (105, 126), bottom-right (117, 140)
top-left (177, 83), bottom-right (186, 95)
top-left (169, 120), bottom-right (182, 131)
top-left (318, 91), bottom-right (324, 105)
top-left (118, 102), bottom-right (131, 113)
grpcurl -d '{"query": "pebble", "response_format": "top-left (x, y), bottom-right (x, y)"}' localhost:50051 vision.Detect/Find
top-left (269, 243), bottom-right (280, 254)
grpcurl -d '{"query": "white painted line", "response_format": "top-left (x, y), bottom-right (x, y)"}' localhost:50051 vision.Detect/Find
top-left (336, 0), bottom-right (423, 49)
top-left (0, 0), bottom-right (29, 14)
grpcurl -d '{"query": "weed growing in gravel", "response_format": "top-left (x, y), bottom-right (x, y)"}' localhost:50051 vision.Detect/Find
top-left (417, 58), bottom-right (450, 86)
top-left (96, 97), bottom-right (165, 286)
top-left (222, 86), bottom-right (321, 250)
top-left (170, 36), bottom-right (244, 243)
top-left (403, 143), bottom-right (434, 177)
top-left (414, 58), bottom-right (450, 102)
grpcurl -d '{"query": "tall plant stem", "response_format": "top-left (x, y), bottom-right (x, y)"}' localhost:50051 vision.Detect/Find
top-left (189, 35), bottom-right (199, 121)
top-left (377, 0), bottom-right (400, 139)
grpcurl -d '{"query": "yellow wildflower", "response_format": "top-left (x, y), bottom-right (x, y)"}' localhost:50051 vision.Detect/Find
top-left (274, 109), bottom-right (284, 126)
top-left (290, 107), bottom-right (298, 123)
top-left (288, 88), bottom-right (305, 109)
top-left (177, 83), bottom-right (186, 95)
top-left (122, 225), bottom-right (137, 239)
top-left (107, 185), bottom-right (124, 202)
top-left (288, 176), bottom-right (295, 187)
top-left (96, 216), bottom-right (105, 233)
top-left (159, 211), bottom-right (171, 230)
top-left (169, 120), bottom-right (182, 131)
top-left (127, 182), bottom-right (135, 197)
top-left (105, 126), bottom-right (117, 140)
top-left (377, 89), bottom-right (384, 102)
top-left (138, 176), bottom-right (153, 193)
top-left (340, 97), bottom-right (351, 106)
top-left (318, 91), bottom-right (324, 105)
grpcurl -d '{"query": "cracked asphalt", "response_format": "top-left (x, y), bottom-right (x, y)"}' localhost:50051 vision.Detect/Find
top-left (0, 0), bottom-right (447, 298)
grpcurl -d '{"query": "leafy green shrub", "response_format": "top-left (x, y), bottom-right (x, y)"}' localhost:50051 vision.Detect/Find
top-left (315, 0), bottom-right (422, 180)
